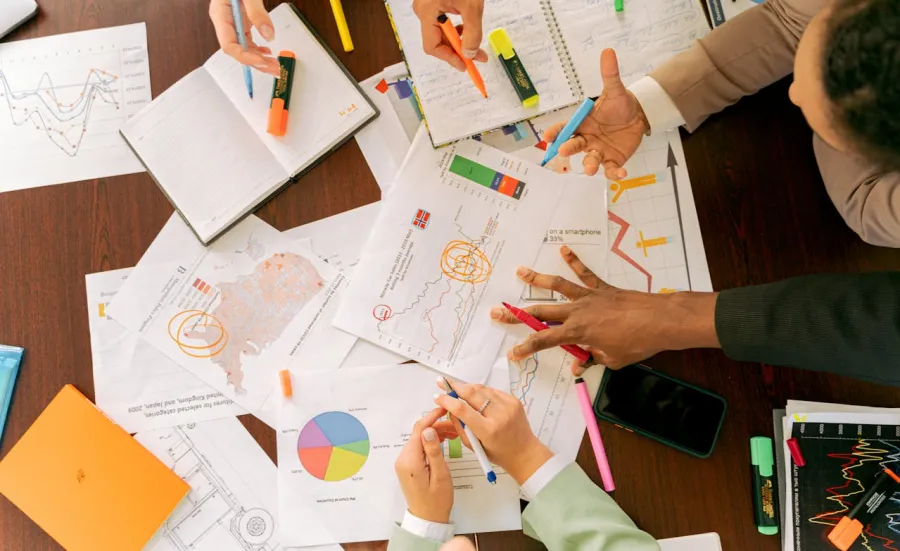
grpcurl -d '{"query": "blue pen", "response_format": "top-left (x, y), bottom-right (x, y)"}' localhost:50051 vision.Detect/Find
top-left (441, 377), bottom-right (497, 485)
top-left (230, 0), bottom-right (254, 99)
top-left (541, 98), bottom-right (596, 167)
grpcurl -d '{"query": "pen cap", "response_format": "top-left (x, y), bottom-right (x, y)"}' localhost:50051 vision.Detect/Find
top-left (750, 436), bottom-right (774, 476)
top-left (488, 28), bottom-right (515, 59)
top-left (828, 516), bottom-right (862, 551)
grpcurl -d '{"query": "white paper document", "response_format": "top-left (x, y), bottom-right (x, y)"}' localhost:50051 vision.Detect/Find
top-left (283, 202), bottom-right (406, 369)
top-left (0, 23), bottom-right (150, 192)
top-left (552, 0), bottom-right (710, 94)
top-left (277, 362), bottom-right (521, 546)
top-left (135, 417), bottom-right (341, 551)
top-left (86, 268), bottom-right (246, 433)
top-left (107, 214), bottom-right (355, 429)
top-left (334, 129), bottom-right (564, 383)
top-left (385, 0), bottom-right (577, 145)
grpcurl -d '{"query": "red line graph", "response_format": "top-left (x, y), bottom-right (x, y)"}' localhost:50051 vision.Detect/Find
top-left (608, 211), bottom-right (652, 292)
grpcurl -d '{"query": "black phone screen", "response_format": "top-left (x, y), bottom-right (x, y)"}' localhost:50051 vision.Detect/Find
top-left (594, 365), bottom-right (726, 456)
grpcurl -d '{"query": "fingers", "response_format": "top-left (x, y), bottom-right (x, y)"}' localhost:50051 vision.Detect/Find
top-left (432, 419), bottom-right (459, 441)
top-left (421, 427), bottom-right (451, 484)
top-left (516, 266), bottom-right (588, 300)
top-left (490, 303), bottom-right (573, 324)
top-left (454, 24), bottom-right (488, 62)
top-left (600, 48), bottom-right (627, 98)
top-left (455, 2), bottom-right (485, 59)
top-left (542, 122), bottom-right (564, 145)
top-left (560, 245), bottom-right (608, 289)
top-left (604, 160), bottom-right (627, 180)
top-left (508, 326), bottom-right (569, 361)
top-left (434, 392), bottom-right (488, 433)
top-left (242, 0), bottom-right (275, 41)
top-left (570, 347), bottom-right (602, 376)
top-left (559, 135), bottom-right (588, 157)
top-left (453, 383), bottom-right (494, 414)
top-left (582, 150), bottom-right (602, 176)
top-left (421, 21), bottom-right (466, 71)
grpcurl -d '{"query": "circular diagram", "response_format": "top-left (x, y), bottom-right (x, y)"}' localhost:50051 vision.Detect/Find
top-left (297, 411), bottom-right (370, 481)
top-left (167, 310), bottom-right (228, 358)
top-left (440, 240), bottom-right (492, 283)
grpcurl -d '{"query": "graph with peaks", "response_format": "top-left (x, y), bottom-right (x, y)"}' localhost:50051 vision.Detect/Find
top-left (0, 23), bottom-right (151, 192)
top-left (792, 422), bottom-right (900, 550)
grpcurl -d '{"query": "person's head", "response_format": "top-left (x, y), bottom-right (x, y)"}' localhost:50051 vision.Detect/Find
top-left (789, 0), bottom-right (900, 171)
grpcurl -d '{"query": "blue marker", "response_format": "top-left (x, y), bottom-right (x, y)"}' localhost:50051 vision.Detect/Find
top-left (0, 345), bottom-right (24, 448)
top-left (441, 377), bottom-right (497, 485)
top-left (230, 0), bottom-right (254, 99)
top-left (541, 98), bottom-right (595, 167)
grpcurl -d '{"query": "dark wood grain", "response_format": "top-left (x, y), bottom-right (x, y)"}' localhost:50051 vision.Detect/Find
top-left (2, 1), bottom-right (899, 550)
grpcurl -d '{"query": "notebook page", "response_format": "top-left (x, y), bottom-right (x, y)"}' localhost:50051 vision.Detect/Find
top-left (205, 3), bottom-right (375, 175)
top-left (552, 0), bottom-right (709, 96)
top-left (386, 0), bottom-right (577, 146)
top-left (121, 68), bottom-right (287, 243)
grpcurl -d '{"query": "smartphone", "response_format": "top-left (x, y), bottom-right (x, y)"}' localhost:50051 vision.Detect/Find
top-left (592, 363), bottom-right (727, 458)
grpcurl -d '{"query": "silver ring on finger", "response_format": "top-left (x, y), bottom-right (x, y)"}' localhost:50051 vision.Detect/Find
top-left (477, 398), bottom-right (491, 415)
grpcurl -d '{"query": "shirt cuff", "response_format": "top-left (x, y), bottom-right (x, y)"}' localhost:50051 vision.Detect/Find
top-left (628, 76), bottom-right (686, 134)
top-left (520, 454), bottom-right (571, 501)
top-left (400, 511), bottom-right (456, 542)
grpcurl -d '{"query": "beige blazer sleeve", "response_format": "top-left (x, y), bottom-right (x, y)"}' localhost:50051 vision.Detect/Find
top-left (649, 0), bottom-right (824, 131)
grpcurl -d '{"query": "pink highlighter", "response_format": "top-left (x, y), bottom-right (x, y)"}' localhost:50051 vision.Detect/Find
top-left (575, 377), bottom-right (616, 492)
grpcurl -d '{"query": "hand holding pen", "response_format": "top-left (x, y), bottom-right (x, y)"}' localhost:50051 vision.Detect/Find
top-left (209, 0), bottom-right (281, 77)
top-left (434, 378), bottom-right (554, 486)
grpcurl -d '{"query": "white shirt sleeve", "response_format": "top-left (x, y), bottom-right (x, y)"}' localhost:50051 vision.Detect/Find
top-left (400, 511), bottom-right (456, 542)
top-left (628, 76), bottom-right (686, 133)
top-left (520, 453), bottom-right (571, 501)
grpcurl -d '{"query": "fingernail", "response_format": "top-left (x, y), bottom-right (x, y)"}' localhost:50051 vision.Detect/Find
top-left (433, 393), bottom-right (442, 401)
top-left (574, 365), bottom-right (586, 376)
top-left (516, 266), bottom-right (531, 277)
top-left (259, 24), bottom-right (275, 41)
top-left (560, 245), bottom-right (571, 255)
top-left (507, 349), bottom-right (516, 361)
top-left (462, 48), bottom-right (478, 59)
top-left (490, 307), bottom-right (503, 319)
top-left (423, 428), bottom-right (437, 442)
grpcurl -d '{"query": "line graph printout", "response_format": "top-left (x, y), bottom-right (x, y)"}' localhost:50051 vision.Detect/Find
top-left (790, 417), bottom-right (900, 551)
top-left (277, 362), bottom-right (520, 546)
top-left (0, 24), bottom-right (150, 192)
top-left (107, 214), bottom-right (356, 429)
top-left (334, 128), bottom-right (565, 383)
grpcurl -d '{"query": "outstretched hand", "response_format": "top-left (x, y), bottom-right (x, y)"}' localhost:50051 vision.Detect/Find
top-left (543, 49), bottom-right (648, 179)
top-left (209, 0), bottom-right (280, 76)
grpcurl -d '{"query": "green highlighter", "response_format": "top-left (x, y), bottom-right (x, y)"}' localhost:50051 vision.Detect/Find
top-left (750, 436), bottom-right (779, 535)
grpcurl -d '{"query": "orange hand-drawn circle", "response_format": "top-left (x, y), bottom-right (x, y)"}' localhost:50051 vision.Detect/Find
top-left (440, 240), bottom-right (492, 284)
top-left (167, 310), bottom-right (229, 358)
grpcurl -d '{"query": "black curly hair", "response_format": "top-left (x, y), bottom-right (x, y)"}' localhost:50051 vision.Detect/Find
top-left (823, 0), bottom-right (900, 172)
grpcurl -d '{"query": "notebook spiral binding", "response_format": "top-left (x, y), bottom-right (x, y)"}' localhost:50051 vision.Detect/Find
top-left (540, 0), bottom-right (584, 100)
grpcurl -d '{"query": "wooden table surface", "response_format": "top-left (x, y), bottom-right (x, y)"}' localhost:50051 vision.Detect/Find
top-left (2, 1), bottom-right (900, 550)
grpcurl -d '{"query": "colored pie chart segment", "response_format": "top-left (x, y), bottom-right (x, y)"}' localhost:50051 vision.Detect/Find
top-left (297, 411), bottom-right (370, 482)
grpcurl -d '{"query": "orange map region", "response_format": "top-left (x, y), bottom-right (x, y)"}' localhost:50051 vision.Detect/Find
top-left (176, 253), bottom-right (325, 393)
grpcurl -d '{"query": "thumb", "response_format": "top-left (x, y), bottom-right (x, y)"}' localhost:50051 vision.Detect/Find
top-left (422, 428), bottom-right (450, 481)
top-left (600, 48), bottom-right (626, 97)
top-left (244, 0), bottom-right (275, 41)
top-left (457, 2), bottom-right (484, 58)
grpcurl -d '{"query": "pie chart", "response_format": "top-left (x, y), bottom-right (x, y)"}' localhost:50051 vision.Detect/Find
top-left (297, 411), bottom-right (370, 482)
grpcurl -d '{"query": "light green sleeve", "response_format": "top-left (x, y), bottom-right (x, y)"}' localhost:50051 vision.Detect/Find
top-left (522, 463), bottom-right (661, 551)
top-left (385, 524), bottom-right (444, 551)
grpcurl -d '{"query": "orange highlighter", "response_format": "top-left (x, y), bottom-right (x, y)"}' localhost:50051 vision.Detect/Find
top-left (267, 50), bottom-right (296, 136)
top-left (436, 14), bottom-right (487, 98)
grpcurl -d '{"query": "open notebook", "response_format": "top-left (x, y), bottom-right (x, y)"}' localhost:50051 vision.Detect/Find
top-left (385, 0), bottom-right (709, 146)
top-left (121, 4), bottom-right (377, 244)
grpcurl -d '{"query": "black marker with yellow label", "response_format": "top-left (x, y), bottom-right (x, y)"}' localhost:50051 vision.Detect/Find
top-left (488, 28), bottom-right (539, 108)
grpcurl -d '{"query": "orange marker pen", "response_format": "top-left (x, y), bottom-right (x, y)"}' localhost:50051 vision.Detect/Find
top-left (267, 51), bottom-right (296, 137)
top-left (279, 369), bottom-right (293, 397)
top-left (437, 14), bottom-right (487, 98)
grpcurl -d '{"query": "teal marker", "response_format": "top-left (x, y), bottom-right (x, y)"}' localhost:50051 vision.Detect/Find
top-left (0, 345), bottom-right (24, 447)
top-left (750, 436), bottom-right (779, 535)
top-left (615, 0), bottom-right (624, 12)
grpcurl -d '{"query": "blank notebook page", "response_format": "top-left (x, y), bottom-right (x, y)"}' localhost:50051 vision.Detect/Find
top-left (205, 3), bottom-right (376, 174)
top-left (387, 0), bottom-right (577, 145)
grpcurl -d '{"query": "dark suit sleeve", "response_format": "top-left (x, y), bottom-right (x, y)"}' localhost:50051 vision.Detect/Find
top-left (715, 273), bottom-right (900, 384)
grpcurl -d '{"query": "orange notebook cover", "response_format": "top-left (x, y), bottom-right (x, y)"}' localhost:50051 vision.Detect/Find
top-left (0, 384), bottom-right (189, 550)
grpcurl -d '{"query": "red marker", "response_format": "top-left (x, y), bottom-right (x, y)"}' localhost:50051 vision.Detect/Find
top-left (786, 437), bottom-right (805, 467)
top-left (501, 302), bottom-right (592, 363)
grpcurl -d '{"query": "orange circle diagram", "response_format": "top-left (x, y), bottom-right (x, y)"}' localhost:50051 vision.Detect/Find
top-left (167, 310), bottom-right (229, 358)
top-left (440, 240), bottom-right (492, 284)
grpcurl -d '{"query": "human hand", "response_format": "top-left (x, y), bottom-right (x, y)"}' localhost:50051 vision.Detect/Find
top-left (490, 246), bottom-right (721, 373)
top-left (433, 380), bottom-right (553, 485)
top-left (395, 407), bottom-right (459, 524)
top-left (209, 0), bottom-right (281, 76)
top-left (413, 0), bottom-right (488, 71)
top-left (440, 537), bottom-right (477, 551)
top-left (543, 49), bottom-right (648, 179)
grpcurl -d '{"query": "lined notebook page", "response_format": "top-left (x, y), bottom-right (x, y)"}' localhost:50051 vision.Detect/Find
top-left (206, 3), bottom-right (375, 175)
top-left (121, 69), bottom-right (287, 242)
top-left (552, 0), bottom-right (709, 96)
top-left (387, 0), bottom-right (577, 146)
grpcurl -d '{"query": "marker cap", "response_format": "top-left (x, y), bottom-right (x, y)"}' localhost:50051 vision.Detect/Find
top-left (829, 516), bottom-right (862, 551)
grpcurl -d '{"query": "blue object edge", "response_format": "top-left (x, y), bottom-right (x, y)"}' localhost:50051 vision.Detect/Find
top-left (0, 345), bottom-right (24, 449)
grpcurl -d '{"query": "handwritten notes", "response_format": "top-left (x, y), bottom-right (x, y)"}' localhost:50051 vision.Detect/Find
top-left (387, 0), bottom-right (577, 145)
top-left (552, 0), bottom-right (709, 95)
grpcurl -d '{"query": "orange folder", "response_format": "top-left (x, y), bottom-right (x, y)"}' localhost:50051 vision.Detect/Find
top-left (0, 385), bottom-right (189, 551)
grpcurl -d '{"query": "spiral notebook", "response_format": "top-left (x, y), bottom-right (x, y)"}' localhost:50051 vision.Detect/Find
top-left (385, 0), bottom-right (709, 146)
top-left (121, 4), bottom-right (377, 245)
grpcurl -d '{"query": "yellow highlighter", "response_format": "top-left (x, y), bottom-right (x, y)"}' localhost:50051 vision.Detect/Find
top-left (488, 28), bottom-right (539, 108)
top-left (330, 0), bottom-right (354, 52)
